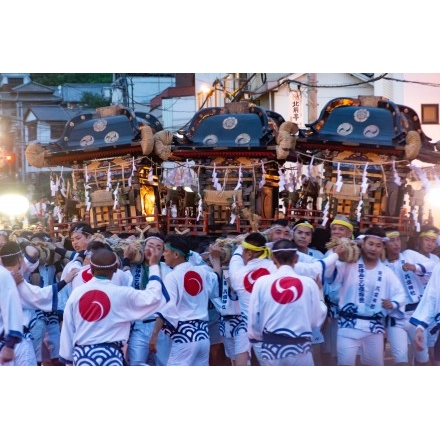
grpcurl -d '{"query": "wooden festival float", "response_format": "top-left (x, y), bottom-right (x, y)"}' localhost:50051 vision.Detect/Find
top-left (24, 97), bottom-right (440, 242)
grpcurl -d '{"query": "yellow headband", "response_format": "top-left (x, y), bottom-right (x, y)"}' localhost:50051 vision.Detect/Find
top-left (385, 231), bottom-right (400, 238)
top-left (293, 222), bottom-right (314, 231)
top-left (420, 231), bottom-right (439, 239)
top-left (242, 241), bottom-right (271, 259)
top-left (331, 219), bottom-right (353, 232)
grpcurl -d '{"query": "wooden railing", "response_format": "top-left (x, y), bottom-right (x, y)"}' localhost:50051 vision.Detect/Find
top-left (359, 214), bottom-right (415, 235)
top-left (48, 209), bottom-right (416, 240)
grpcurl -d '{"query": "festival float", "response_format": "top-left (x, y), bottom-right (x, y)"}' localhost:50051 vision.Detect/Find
top-left (24, 96), bottom-right (440, 240)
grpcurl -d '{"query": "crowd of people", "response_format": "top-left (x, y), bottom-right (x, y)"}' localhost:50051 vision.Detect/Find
top-left (1, 212), bottom-right (440, 366)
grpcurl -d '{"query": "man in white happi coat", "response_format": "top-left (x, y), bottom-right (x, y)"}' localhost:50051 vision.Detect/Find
top-left (321, 215), bottom-right (355, 366)
top-left (152, 234), bottom-right (219, 366)
top-left (329, 227), bottom-right (406, 366)
top-left (413, 225), bottom-right (440, 363)
top-left (248, 239), bottom-right (327, 366)
top-left (128, 234), bottom-right (173, 366)
top-left (1, 241), bottom-right (79, 365)
top-left (57, 222), bottom-right (94, 320)
top-left (59, 246), bottom-right (170, 366)
top-left (229, 232), bottom-right (344, 366)
top-left (0, 259), bottom-right (25, 366)
top-left (411, 263), bottom-right (440, 365)
top-left (383, 227), bottom-right (436, 365)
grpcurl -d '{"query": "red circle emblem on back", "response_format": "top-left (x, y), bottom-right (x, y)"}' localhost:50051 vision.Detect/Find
top-left (78, 290), bottom-right (111, 321)
top-left (184, 270), bottom-right (203, 296)
top-left (271, 277), bottom-right (303, 304)
top-left (243, 268), bottom-right (270, 293)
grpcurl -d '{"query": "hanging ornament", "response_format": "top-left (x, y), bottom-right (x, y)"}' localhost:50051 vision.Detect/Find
top-left (128, 157), bottom-right (136, 187)
top-left (84, 182), bottom-right (92, 211)
top-left (335, 162), bottom-right (343, 192)
top-left (230, 195), bottom-right (237, 224)
top-left (106, 164), bottom-right (112, 191)
top-left (50, 174), bottom-right (58, 197)
top-left (259, 161), bottom-right (266, 189)
top-left (278, 165), bottom-right (286, 192)
top-left (284, 166), bottom-right (293, 193)
top-left (410, 164), bottom-right (431, 190)
top-left (212, 163), bottom-right (222, 191)
top-left (113, 182), bottom-right (120, 209)
top-left (194, 166), bottom-right (203, 222)
top-left (60, 177), bottom-right (67, 198)
top-left (356, 198), bottom-right (364, 222)
top-left (360, 163), bottom-right (369, 194)
top-left (392, 160), bottom-right (402, 186)
top-left (147, 166), bottom-right (154, 184)
top-left (411, 206), bottom-right (421, 232)
top-left (321, 199), bottom-right (330, 227)
top-left (234, 164), bottom-right (243, 190)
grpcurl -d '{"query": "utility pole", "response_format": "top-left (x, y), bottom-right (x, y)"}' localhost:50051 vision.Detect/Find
top-left (120, 74), bottom-right (128, 107)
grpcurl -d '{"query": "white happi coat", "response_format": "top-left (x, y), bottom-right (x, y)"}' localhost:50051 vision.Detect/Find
top-left (331, 258), bottom-right (406, 334)
top-left (248, 265), bottom-right (327, 343)
top-left (410, 264), bottom-right (440, 331)
top-left (18, 281), bottom-right (58, 328)
top-left (0, 265), bottom-right (24, 341)
top-left (384, 250), bottom-right (436, 307)
top-left (58, 261), bottom-right (134, 313)
top-left (158, 261), bottom-right (218, 329)
top-left (59, 264), bottom-right (169, 363)
top-left (71, 264), bottom-right (133, 290)
top-left (229, 245), bottom-right (339, 320)
top-left (57, 259), bottom-right (82, 314)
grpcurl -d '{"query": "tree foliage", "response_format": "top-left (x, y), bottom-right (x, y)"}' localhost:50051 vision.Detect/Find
top-left (80, 92), bottom-right (111, 108)
top-left (30, 73), bottom-right (113, 86)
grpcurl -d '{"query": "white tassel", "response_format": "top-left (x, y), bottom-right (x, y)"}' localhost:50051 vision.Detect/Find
top-left (278, 165), bottom-right (286, 192)
top-left (234, 164), bottom-right (243, 190)
top-left (392, 160), bottom-right (402, 186)
top-left (259, 161), bottom-right (266, 189)
top-left (230, 195), bottom-right (237, 224)
top-left (335, 162), bottom-right (343, 192)
top-left (147, 167), bottom-right (154, 184)
top-left (106, 164), bottom-right (112, 191)
top-left (322, 199), bottom-right (330, 227)
top-left (356, 199), bottom-right (364, 222)
top-left (360, 163), bottom-right (369, 194)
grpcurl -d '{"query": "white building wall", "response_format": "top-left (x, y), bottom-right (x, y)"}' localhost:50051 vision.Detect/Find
top-left (401, 73), bottom-right (440, 144)
top-left (112, 75), bottom-right (176, 113)
top-left (161, 96), bottom-right (196, 131)
top-left (130, 76), bottom-right (175, 112)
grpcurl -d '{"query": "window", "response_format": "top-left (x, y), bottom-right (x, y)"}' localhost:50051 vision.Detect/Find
top-left (421, 104), bottom-right (439, 124)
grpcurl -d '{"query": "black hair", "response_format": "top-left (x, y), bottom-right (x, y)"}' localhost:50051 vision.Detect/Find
top-left (364, 226), bottom-right (387, 238)
top-left (244, 232), bottom-right (267, 248)
top-left (164, 234), bottom-right (191, 258)
top-left (87, 240), bottom-right (110, 252)
top-left (0, 241), bottom-right (22, 267)
top-left (272, 218), bottom-right (289, 227)
top-left (419, 224), bottom-right (440, 235)
top-left (271, 239), bottom-right (297, 265)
